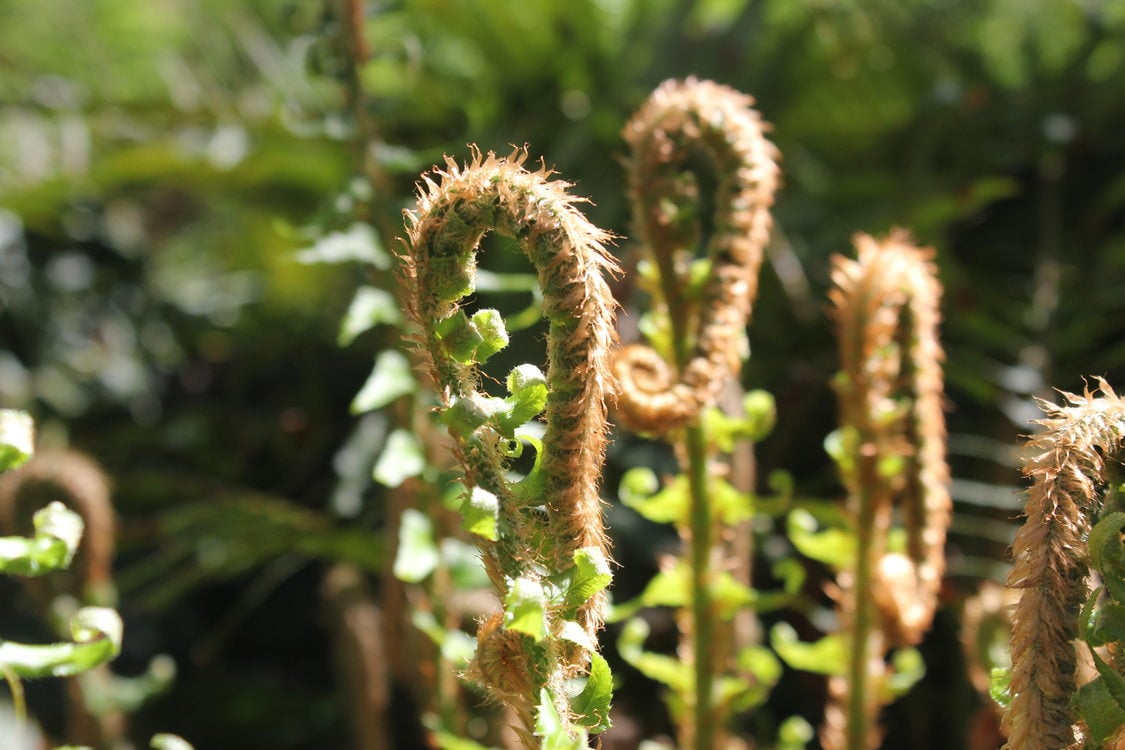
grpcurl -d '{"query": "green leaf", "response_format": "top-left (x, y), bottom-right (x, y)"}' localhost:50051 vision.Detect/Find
top-left (639, 563), bottom-right (689, 608)
top-left (622, 475), bottom-right (689, 525)
top-left (712, 477), bottom-right (754, 525)
top-left (536, 689), bottom-right (586, 750)
top-left (0, 501), bottom-right (84, 576)
top-left (1075, 670), bottom-right (1125, 744)
top-left (471, 309), bottom-right (509, 363)
top-left (150, 735), bottom-right (195, 750)
top-left (0, 409), bottom-right (33, 472)
top-left (786, 508), bottom-right (855, 570)
top-left (704, 391), bottom-right (776, 452)
top-left (770, 622), bottom-right (846, 675)
top-left (460, 487), bottom-right (499, 541)
top-left (824, 426), bottom-right (859, 480)
top-left (617, 618), bottom-right (690, 691)
top-left (296, 223), bottom-right (390, 267)
top-left (1087, 601), bottom-right (1125, 648)
top-left (338, 287), bottom-right (402, 346)
top-left (0, 606), bottom-right (122, 678)
top-left (730, 645), bottom-right (783, 710)
top-left (504, 577), bottom-right (547, 641)
top-left (351, 351), bottom-right (416, 414)
top-left (1089, 512), bottom-right (1125, 602)
top-left (885, 647), bottom-right (926, 699)
top-left (570, 652), bottom-right (612, 732)
top-left (393, 509), bottom-right (439, 584)
top-left (562, 547), bottom-right (612, 611)
top-left (497, 365), bottom-right (548, 434)
top-left (436, 310), bottom-right (485, 363)
top-left (777, 716), bottom-right (815, 750)
top-left (618, 467), bottom-right (659, 505)
top-left (989, 667), bottom-right (1011, 710)
top-left (372, 429), bottom-right (426, 487)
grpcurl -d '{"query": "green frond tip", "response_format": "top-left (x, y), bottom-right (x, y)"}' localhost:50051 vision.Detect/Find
top-left (0, 409), bottom-right (34, 472)
top-left (504, 577), bottom-right (548, 641)
top-left (570, 652), bottom-right (613, 732)
top-left (0, 501), bottom-right (84, 576)
top-left (561, 547), bottom-right (612, 611)
top-left (770, 622), bottom-right (846, 676)
top-left (461, 487), bottom-right (500, 541)
top-left (0, 606), bottom-right (123, 678)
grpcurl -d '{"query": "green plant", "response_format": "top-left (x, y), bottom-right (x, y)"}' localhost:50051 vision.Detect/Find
top-left (402, 147), bottom-right (619, 747)
top-left (608, 77), bottom-right (781, 750)
top-left (819, 232), bottom-right (950, 750)
top-left (999, 381), bottom-right (1125, 750)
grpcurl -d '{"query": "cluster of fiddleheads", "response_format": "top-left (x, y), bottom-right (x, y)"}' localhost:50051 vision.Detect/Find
top-left (824, 231), bottom-right (951, 750)
top-left (403, 147), bottom-right (618, 745)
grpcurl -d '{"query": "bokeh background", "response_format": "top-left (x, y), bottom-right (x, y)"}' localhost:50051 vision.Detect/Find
top-left (2, 0), bottom-right (1125, 748)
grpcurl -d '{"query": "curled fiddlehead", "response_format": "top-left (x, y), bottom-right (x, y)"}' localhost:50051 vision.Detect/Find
top-left (403, 147), bottom-right (618, 745)
top-left (1004, 381), bottom-right (1125, 750)
top-left (823, 231), bottom-right (950, 750)
top-left (612, 77), bottom-right (780, 434)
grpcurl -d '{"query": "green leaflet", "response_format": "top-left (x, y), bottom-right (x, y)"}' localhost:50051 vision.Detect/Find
top-left (770, 622), bottom-right (846, 676)
top-left (372, 429), bottom-right (425, 488)
top-left (460, 487), bottom-right (500, 541)
top-left (504, 577), bottom-right (548, 641)
top-left (570, 652), bottom-right (612, 732)
top-left (393, 508), bottom-right (440, 584)
top-left (786, 508), bottom-right (856, 570)
top-left (351, 350), bottom-right (417, 414)
top-left (0, 409), bottom-right (33, 472)
top-left (618, 618), bottom-right (690, 692)
top-left (0, 606), bottom-right (122, 679)
top-left (338, 286), bottom-right (402, 346)
top-left (560, 547), bottom-right (612, 613)
top-left (0, 501), bottom-right (84, 577)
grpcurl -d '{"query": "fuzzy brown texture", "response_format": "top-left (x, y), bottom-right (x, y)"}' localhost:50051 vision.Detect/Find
top-left (824, 232), bottom-right (950, 750)
top-left (830, 231), bottom-right (950, 647)
top-left (613, 77), bottom-right (779, 434)
top-left (402, 147), bottom-right (619, 736)
top-left (0, 449), bottom-right (115, 602)
top-left (1004, 381), bottom-right (1125, 750)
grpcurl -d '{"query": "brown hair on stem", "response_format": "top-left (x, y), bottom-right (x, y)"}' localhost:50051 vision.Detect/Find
top-left (823, 231), bottom-right (950, 750)
top-left (403, 147), bottom-right (618, 741)
top-left (1005, 380), bottom-right (1125, 750)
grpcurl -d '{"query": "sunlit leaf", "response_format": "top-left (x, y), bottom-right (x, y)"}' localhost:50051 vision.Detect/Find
top-left (0, 606), bottom-right (122, 678)
top-left (786, 508), bottom-right (855, 570)
top-left (770, 622), bottom-right (846, 675)
top-left (460, 487), bottom-right (499, 541)
top-left (504, 577), bottom-right (547, 641)
top-left (0, 501), bottom-right (84, 576)
top-left (351, 351), bottom-right (416, 414)
top-left (394, 509), bottom-right (439, 584)
top-left (296, 224), bottom-right (390, 268)
top-left (372, 429), bottom-right (426, 487)
top-left (0, 409), bottom-right (33, 472)
top-left (338, 287), bottom-right (402, 346)
top-left (570, 652), bottom-right (612, 732)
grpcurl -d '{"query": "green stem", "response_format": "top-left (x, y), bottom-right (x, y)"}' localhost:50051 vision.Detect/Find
top-left (686, 422), bottom-right (715, 750)
top-left (3, 665), bottom-right (25, 723)
top-left (846, 483), bottom-right (877, 750)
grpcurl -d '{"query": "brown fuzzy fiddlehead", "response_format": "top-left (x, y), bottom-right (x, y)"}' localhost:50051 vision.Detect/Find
top-left (403, 147), bottom-right (618, 744)
top-left (824, 231), bottom-right (950, 750)
top-left (613, 77), bottom-right (779, 434)
top-left (1004, 381), bottom-right (1125, 750)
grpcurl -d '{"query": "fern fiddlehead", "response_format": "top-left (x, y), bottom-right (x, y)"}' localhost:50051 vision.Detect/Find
top-left (1005, 381), bottom-right (1125, 750)
top-left (825, 231), bottom-right (950, 750)
top-left (613, 77), bottom-right (779, 434)
top-left (403, 147), bottom-right (618, 746)
top-left (612, 78), bottom-right (780, 750)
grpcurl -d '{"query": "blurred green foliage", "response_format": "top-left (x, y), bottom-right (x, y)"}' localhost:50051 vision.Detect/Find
top-left (2, 0), bottom-right (1125, 747)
